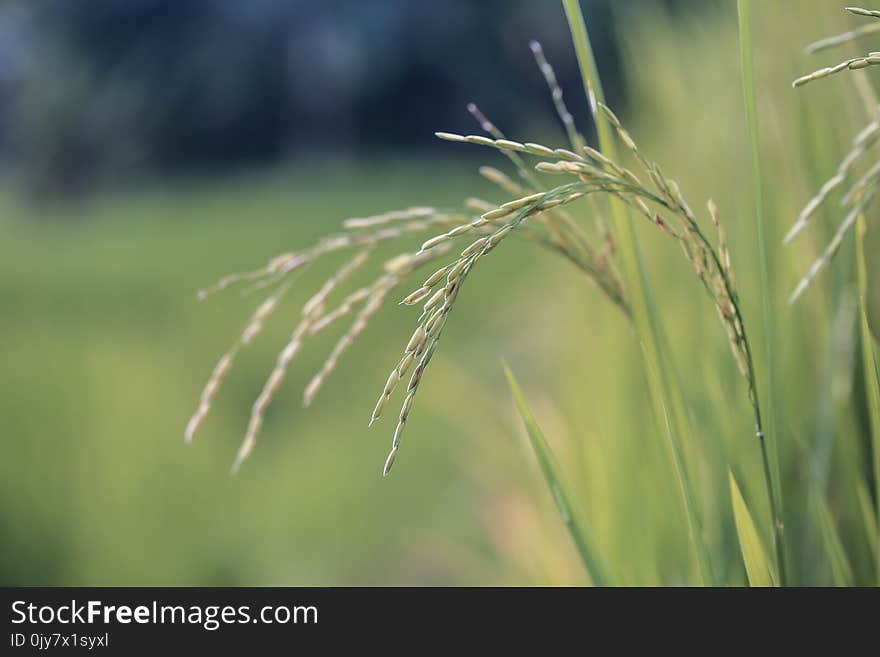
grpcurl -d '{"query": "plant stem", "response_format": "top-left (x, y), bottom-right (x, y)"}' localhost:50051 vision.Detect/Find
top-left (562, 0), bottom-right (714, 585)
top-left (737, 0), bottom-right (788, 586)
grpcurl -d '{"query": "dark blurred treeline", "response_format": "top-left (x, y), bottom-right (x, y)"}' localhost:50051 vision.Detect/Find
top-left (0, 0), bottom-right (713, 196)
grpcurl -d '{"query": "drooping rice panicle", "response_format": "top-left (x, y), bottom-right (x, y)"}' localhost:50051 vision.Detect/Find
top-left (789, 187), bottom-right (878, 304)
top-left (790, 13), bottom-right (880, 301)
top-left (190, 207), bottom-right (489, 460)
top-left (195, 56), bottom-right (750, 481)
top-left (785, 116), bottom-right (880, 243)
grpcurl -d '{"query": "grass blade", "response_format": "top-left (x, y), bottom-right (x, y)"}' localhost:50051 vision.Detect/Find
top-left (503, 361), bottom-right (612, 586)
top-left (737, 0), bottom-right (788, 586)
top-left (728, 470), bottom-right (778, 587)
top-left (856, 214), bottom-right (880, 584)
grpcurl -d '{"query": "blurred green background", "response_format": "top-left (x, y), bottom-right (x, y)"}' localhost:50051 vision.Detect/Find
top-left (1, 0), bottom-right (878, 585)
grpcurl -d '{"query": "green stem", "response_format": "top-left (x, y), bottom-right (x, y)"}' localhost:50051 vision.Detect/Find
top-left (737, 0), bottom-right (788, 586)
top-left (562, 0), bottom-right (714, 586)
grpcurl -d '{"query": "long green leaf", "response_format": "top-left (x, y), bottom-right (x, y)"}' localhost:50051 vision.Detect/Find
top-left (856, 214), bottom-right (880, 584)
top-left (729, 470), bottom-right (777, 587)
top-left (503, 362), bottom-right (612, 586)
top-left (737, 0), bottom-right (788, 587)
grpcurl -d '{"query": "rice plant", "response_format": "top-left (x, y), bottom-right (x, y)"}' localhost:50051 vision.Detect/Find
top-left (184, 0), bottom-right (800, 587)
top-left (191, 48), bottom-right (755, 470)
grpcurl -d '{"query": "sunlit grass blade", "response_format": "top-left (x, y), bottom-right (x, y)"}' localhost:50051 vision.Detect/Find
top-left (856, 214), bottom-right (880, 584)
top-left (815, 496), bottom-right (854, 586)
top-left (728, 470), bottom-right (778, 587)
top-left (503, 361), bottom-right (612, 586)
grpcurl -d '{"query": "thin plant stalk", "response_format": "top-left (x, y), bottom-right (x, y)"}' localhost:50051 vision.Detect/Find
top-left (562, 0), bottom-right (714, 585)
top-left (737, 0), bottom-right (788, 585)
